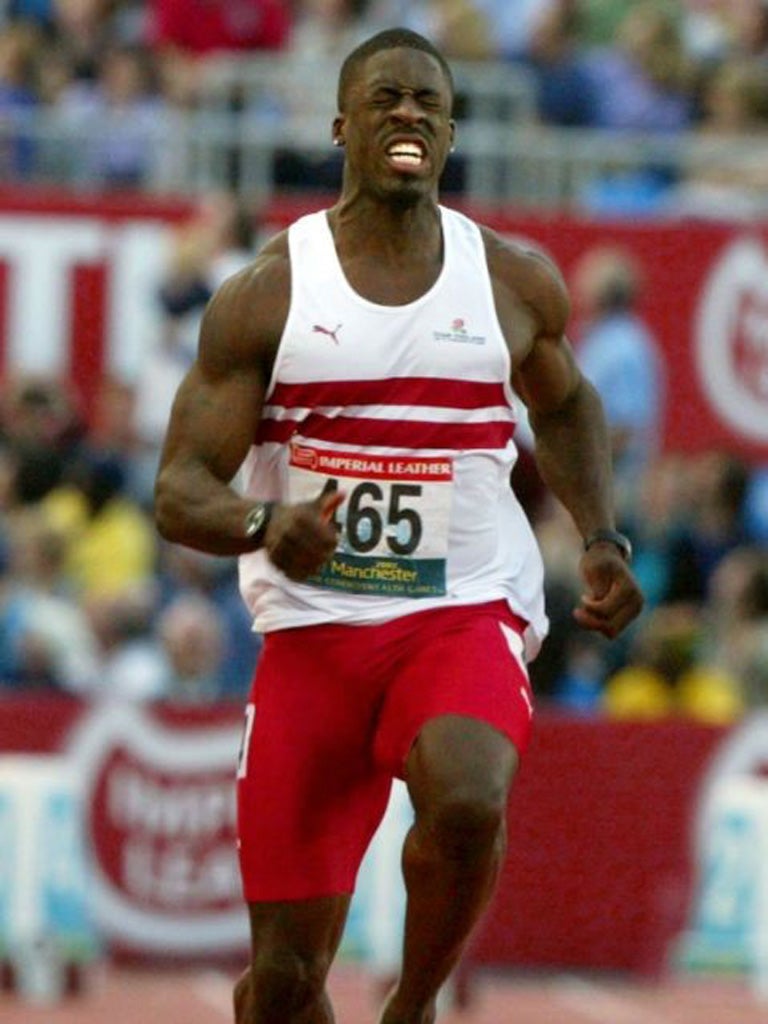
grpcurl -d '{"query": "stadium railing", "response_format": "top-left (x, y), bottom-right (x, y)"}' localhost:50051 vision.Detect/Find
top-left (1, 54), bottom-right (766, 217)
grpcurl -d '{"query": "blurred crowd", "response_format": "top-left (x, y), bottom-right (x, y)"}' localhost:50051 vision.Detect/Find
top-left (524, 237), bottom-right (768, 724)
top-left (0, 189), bottom-right (261, 705)
top-left (1, 1), bottom-right (768, 210)
top-left (0, 185), bottom-right (764, 726)
top-left (0, 0), bottom-right (765, 724)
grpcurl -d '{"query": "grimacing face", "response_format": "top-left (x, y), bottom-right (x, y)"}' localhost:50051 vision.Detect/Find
top-left (333, 47), bottom-right (456, 201)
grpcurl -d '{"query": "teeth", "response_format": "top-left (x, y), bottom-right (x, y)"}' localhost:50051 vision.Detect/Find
top-left (388, 143), bottom-right (423, 160)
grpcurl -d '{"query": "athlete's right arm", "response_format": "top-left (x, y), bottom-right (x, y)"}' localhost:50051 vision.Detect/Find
top-left (154, 234), bottom-right (344, 575)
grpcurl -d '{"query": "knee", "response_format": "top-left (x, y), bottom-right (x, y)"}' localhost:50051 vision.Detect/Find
top-left (249, 947), bottom-right (330, 1017)
top-left (426, 786), bottom-right (507, 864)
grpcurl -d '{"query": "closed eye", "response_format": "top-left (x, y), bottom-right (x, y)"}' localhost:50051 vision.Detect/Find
top-left (368, 87), bottom-right (446, 112)
top-left (370, 88), bottom-right (401, 107)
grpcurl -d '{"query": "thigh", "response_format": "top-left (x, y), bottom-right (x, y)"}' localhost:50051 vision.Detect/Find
top-left (372, 601), bottom-right (535, 780)
top-left (237, 626), bottom-right (392, 901)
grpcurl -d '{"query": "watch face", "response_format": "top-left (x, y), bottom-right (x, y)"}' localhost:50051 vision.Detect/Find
top-left (245, 504), bottom-right (266, 537)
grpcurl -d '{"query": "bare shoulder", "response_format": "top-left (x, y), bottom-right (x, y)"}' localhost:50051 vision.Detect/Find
top-left (199, 229), bottom-right (291, 377)
top-left (479, 225), bottom-right (570, 338)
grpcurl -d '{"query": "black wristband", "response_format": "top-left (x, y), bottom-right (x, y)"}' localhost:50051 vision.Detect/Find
top-left (583, 528), bottom-right (632, 562)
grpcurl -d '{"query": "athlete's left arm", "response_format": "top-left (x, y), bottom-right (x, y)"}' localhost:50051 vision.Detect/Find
top-left (488, 235), bottom-right (643, 637)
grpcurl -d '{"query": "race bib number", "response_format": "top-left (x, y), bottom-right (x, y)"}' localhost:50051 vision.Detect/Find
top-left (288, 442), bottom-right (453, 598)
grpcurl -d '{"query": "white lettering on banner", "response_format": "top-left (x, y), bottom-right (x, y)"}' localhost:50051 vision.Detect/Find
top-left (107, 768), bottom-right (236, 838)
top-left (0, 215), bottom-right (171, 381)
top-left (0, 218), bottom-right (104, 374)
top-left (107, 222), bottom-right (171, 380)
top-left (696, 237), bottom-right (768, 443)
top-left (122, 840), bottom-right (242, 906)
top-left (67, 702), bottom-right (249, 954)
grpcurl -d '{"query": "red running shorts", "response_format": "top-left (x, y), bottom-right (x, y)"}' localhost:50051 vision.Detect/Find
top-left (236, 599), bottom-right (534, 901)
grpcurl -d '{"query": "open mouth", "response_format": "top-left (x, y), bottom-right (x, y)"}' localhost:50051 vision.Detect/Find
top-left (386, 139), bottom-right (427, 172)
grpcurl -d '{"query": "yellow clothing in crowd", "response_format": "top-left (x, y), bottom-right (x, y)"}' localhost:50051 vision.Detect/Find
top-left (42, 486), bottom-right (155, 599)
top-left (603, 665), bottom-right (745, 726)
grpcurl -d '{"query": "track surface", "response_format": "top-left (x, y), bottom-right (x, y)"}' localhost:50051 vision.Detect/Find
top-left (3, 963), bottom-right (768, 1023)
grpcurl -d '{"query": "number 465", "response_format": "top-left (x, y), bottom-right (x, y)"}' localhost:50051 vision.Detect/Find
top-left (325, 479), bottom-right (422, 556)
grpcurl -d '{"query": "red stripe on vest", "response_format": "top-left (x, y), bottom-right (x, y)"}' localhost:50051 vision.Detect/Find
top-left (268, 376), bottom-right (508, 411)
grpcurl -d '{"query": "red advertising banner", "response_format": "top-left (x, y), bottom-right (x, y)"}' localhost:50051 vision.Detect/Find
top-left (0, 188), bottom-right (765, 460)
top-left (0, 188), bottom-right (192, 416)
top-left (0, 695), bottom-right (740, 973)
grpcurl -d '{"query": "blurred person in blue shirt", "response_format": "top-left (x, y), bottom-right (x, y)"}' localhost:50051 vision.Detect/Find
top-left (571, 244), bottom-right (665, 517)
top-left (585, 2), bottom-right (694, 133)
top-left (508, 0), bottom-right (598, 127)
top-left (0, 22), bottom-right (39, 177)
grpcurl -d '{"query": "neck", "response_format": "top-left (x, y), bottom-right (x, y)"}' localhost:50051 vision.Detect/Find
top-left (329, 190), bottom-right (442, 257)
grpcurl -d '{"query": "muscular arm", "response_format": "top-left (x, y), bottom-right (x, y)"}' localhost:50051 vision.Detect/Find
top-left (489, 240), bottom-right (614, 536)
top-left (154, 242), bottom-right (285, 555)
top-left (515, 338), bottom-right (616, 542)
top-left (487, 233), bottom-right (643, 636)
top-left (155, 235), bottom-right (344, 576)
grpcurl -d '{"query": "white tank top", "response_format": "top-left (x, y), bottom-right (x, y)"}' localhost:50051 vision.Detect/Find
top-left (238, 207), bottom-right (548, 658)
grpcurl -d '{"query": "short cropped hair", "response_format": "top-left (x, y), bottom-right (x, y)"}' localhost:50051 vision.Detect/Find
top-left (337, 28), bottom-right (454, 112)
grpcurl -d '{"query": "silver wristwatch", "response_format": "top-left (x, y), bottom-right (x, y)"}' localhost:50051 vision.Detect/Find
top-left (243, 502), bottom-right (273, 545)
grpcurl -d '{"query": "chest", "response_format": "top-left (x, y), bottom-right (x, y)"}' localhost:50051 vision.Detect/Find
top-left (279, 286), bottom-right (509, 388)
top-left (337, 254), bottom-right (443, 307)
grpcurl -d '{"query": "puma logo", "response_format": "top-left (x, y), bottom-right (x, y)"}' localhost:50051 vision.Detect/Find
top-left (312, 323), bottom-right (342, 345)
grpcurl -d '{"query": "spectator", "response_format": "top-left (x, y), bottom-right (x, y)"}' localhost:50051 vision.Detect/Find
top-left (41, 449), bottom-right (157, 600)
top-left (623, 453), bottom-right (692, 612)
top-left (585, 2), bottom-right (695, 133)
top-left (670, 58), bottom-right (768, 220)
top-left (413, 0), bottom-right (494, 61)
top-left (269, 0), bottom-right (374, 190)
top-left (155, 593), bottom-right (227, 703)
top-left (663, 450), bottom-right (752, 606)
top-left (552, 630), bottom-right (608, 713)
top-left (0, 375), bottom-right (84, 504)
top-left (696, 544), bottom-right (768, 709)
top-left (570, 244), bottom-right (665, 516)
top-left (602, 601), bottom-right (744, 723)
top-left (510, 0), bottom-right (598, 127)
top-left (49, 0), bottom-right (115, 82)
top-left (0, 21), bottom-right (40, 176)
top-left (0, 511), bottom-right (101, 694)
top-left (51, 43), bottom-right (171, 188)
top-left (461, 0), bottom-right (553, 58)
top-left (290, 0), bottom-right (373, 58)
top-left (86, 376), bottom-right (144, 503)
top-left (367, 0), bottom-right (493, 60)
top-left (84, 583), bottom-right (168, 699)
top-left (156, 541), bottom-right (260, 699)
